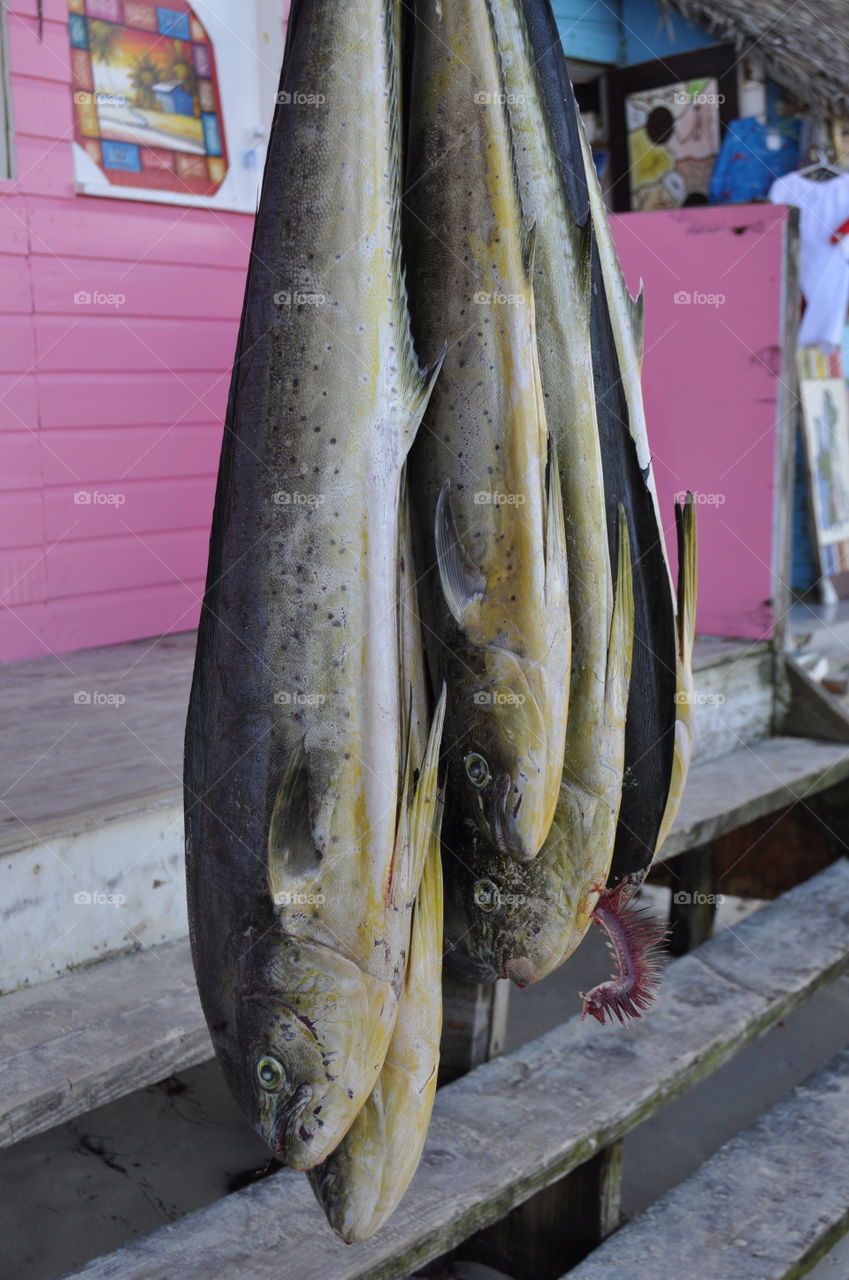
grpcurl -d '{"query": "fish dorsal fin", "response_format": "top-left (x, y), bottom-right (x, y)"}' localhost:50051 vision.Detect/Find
top-left (391, 685), bottom-right (446, 908)
top-left (604, 505), bottom-right (635, 720)
top-left (544, 437), bottom-right (569, 608)
top-left (267, 736), bottom-right (322, 904)
top-left (676, 492), bottom-right (698, 665)
top-left (434, 481), bottom-right (485, 625)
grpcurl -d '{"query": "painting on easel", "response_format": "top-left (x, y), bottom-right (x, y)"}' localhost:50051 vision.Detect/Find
top-left (800, 378), bottom-right (849, 552)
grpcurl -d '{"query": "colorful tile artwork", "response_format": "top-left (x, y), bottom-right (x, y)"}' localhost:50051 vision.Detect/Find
top-left (67, 0), bottom-right (228, 196)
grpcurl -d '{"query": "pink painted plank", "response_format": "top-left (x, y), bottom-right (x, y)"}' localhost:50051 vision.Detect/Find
top-left (27, 199), bottom-right (253, 269)
top-left (0, 374), bottom-right (39, 432)
top-left (610, 204), bottom-right (788, 640)
top-left (44, 476), bottom-right (216, 541)
top-left (8, 136), bottom-right (75, 197)
top-left (0, 316), bottom-right (36, 371)
top-left (46, 528), bottom-right (209, 598)
top-left (30, 257), bottom-right (247, 319)
top-left (34, 316), bottom-right (239, 373)
top-left (0, 546), bottom-right (47, 608)
top-left (0, 600), bottom-right (51, 662)
top-left (39, 425), bottom-right (223, 484)
top-left (0, 491), bottom-right (43, 548)
top-left (0, 434), bottom-right (44, 490)
top-left (10, 75), bottom-right (73, 141)
top-left (7, 0), bottom-right (68, 20)
top-left (37, 371), bottom-right (228, 428)
top-left (0, 202), bottom-right (31, 256)
top-left (46, 582), bottom-right (202, 657)
top-left (6, 11), bottom-right (71, 84)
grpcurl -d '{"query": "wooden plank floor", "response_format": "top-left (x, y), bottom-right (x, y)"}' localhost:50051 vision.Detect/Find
top-left (566, 1047), bottom-right (849, 1280)
top-left (0, 632), bottom-right (195, 854)
top-left (37, 861), bottom-right (849, 1279)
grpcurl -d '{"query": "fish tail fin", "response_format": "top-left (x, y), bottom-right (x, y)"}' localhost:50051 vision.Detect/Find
top-left (544, 437), bottom-right (569, 611)
top-left (391, 685), bottom-right (446, 909)
top-left (605, 505), bottom-right (635, 722)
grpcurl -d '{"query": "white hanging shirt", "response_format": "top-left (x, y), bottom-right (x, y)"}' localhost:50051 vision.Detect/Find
top-left (769, 170), bottom-right (849, 350)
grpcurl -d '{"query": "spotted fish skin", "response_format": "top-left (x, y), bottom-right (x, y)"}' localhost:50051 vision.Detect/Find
top-left (185, 0), bottom-right (443, 1172)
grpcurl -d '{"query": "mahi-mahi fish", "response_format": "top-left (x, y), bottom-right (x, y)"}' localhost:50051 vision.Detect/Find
top-left (403, 0), bottom-right (571, 866)
top-left (184, 0), bottom-right (444, 1170)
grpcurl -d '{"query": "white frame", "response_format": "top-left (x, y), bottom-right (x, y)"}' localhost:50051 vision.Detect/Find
top-left (72, 0), bottom-right (285, 212)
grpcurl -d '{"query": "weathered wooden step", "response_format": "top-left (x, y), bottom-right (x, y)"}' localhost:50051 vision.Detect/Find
top-left (61, 860), bottom-right (849, 1280)
top-left (4, 736), bottom-right (849, 1150)
top-left (565, 1045), bottom-right (849, 1280)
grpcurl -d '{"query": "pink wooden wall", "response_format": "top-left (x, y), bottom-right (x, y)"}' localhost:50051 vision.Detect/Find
top-left (611, 204), bottom-right (791, 640)
top-left (0, 0), bottom-right (255, 661)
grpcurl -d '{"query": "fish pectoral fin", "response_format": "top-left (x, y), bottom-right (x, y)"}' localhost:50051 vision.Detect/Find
top-left (675, 492), bottom-right (697, 666)
top-left (267, 736), bottom-right (322, 902)
top-left (391, 685), bottom-right (446, 910)
top-left (434, 480), bottom-right (485, 625)
top-left (543, 437), bottom-right (569, 607)
top-left (604, 505), bottom-right (635, 722)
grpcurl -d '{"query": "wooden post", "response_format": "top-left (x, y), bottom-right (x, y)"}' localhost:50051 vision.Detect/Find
top-left (667, 842), bottom-right (718, 955)
top-left (438, 974), bottom-right (510, 1084)
top-left (457, 1143), bottom-right (623, 1280)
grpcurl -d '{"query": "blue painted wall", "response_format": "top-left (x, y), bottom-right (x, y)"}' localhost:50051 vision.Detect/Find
top-left (554, 0), bottom-right (716, 68)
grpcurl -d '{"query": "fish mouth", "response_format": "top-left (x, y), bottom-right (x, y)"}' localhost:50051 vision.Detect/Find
top-left (271, 1082), bottom-right (315, 1160)
top-left (503, 956), bottom-right (537, 987)
top-left (491, 772), bottom-right (531, 862)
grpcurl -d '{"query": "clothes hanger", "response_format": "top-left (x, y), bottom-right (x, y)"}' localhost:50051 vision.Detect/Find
top-left (798, 148), bottom-right (843, 181)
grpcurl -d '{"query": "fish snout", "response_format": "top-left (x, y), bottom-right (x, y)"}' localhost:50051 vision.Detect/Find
top-left (504, 956), bottom-right (537, 987)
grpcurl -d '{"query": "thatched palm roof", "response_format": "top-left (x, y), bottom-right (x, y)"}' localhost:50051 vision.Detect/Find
top-left (662, 0), bottom-right (849, 117)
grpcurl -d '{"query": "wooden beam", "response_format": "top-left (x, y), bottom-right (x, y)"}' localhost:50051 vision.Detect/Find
top-left (776, 656), bottom-right (849, 745)
top-left (666, 843), bottom-right (717, 955)
top-left (565, 1046), bottom-right (849, 1280)
top-left (62, 860), bottom-right (849, 1280)
top-left (439, 975), bottom-right (510, 1084)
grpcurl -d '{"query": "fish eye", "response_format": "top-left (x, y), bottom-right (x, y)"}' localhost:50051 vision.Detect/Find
top-left (257, 1055), bottom-right (286, 1092)
top-left (464, 751), bottom-right (491, 789)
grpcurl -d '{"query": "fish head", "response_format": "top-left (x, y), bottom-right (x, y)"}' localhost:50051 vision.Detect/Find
top-left (449, 644), bottom-right (555, 862)
top-left (231, 938), bottom-right (394, 1170)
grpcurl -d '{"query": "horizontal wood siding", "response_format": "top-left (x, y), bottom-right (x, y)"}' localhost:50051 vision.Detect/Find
top-left (0, 0), bottom-right (256, 660)
top-left (553, 0), bottom-right (622, 65)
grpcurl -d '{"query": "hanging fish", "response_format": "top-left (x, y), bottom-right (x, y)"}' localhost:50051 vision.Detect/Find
top-left (403, 0), bottom-right (571, 866)
top-left (185, 0), bottom-right (444, 1171)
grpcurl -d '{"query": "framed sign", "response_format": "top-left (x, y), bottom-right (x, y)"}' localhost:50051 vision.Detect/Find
top-left (606, 46), bottom-right (739, 212)
top-left (800, 378), bottom-right (849, 549)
